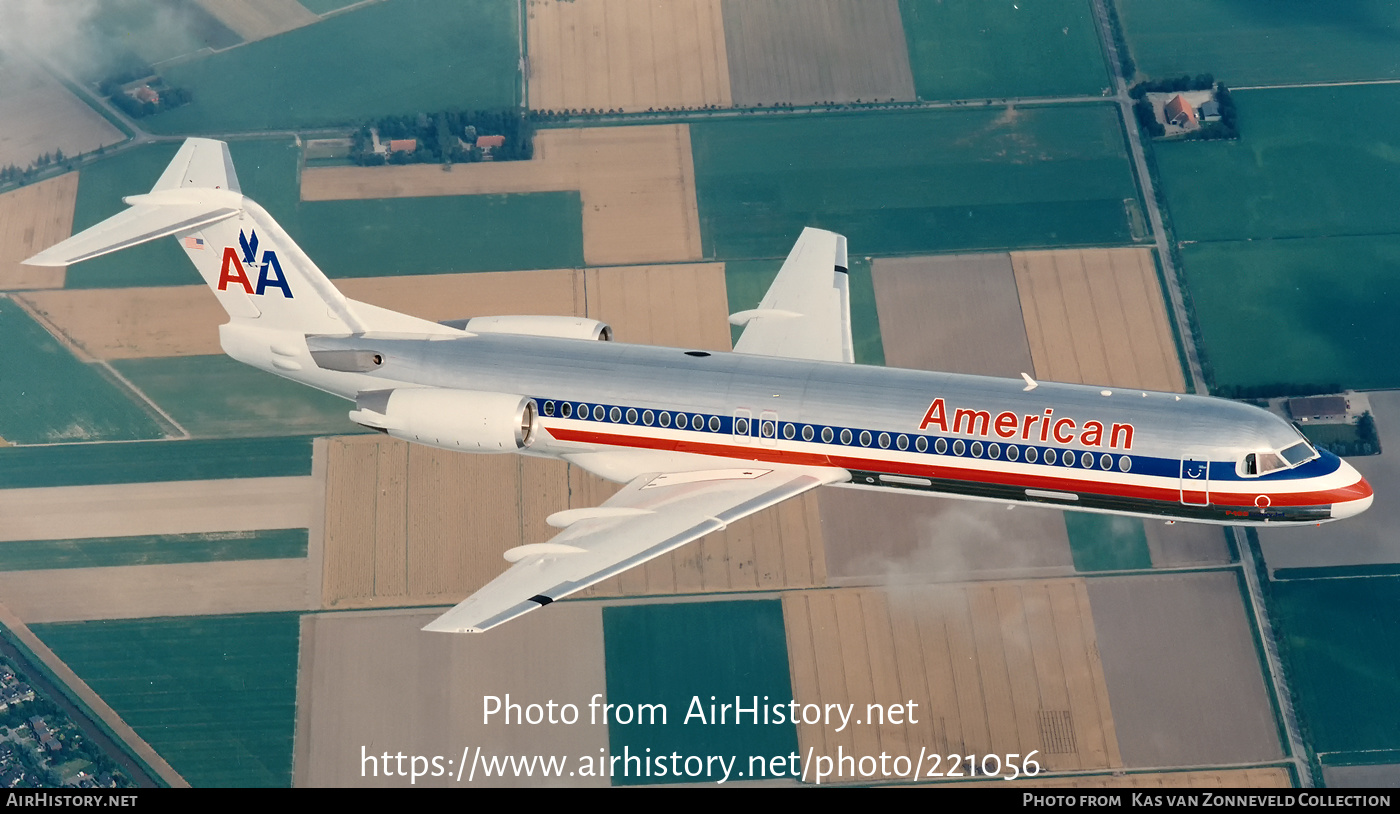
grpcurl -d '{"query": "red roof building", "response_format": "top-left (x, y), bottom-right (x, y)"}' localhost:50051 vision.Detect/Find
top-left (388, 138), bottom-right (417, 153)
top-left (476, 135), bottom-right (506, 149)
top-left (1165, 95), bottom-right (1197, 128)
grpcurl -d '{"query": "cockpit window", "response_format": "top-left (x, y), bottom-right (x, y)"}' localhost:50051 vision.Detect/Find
top-left (1280, 440), bottom-right (1318, 466)
top-left (1240, 440), bottom-right (1318, 477)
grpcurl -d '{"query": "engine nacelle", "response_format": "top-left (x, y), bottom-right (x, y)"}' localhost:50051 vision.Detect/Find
top-left (349, 389), bottom-right (537, 453)
top-left (439, 315), bottom-right (612, 342)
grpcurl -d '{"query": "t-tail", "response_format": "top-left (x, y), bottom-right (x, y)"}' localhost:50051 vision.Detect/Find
top-left (24, 138), bottom-right (455, 398)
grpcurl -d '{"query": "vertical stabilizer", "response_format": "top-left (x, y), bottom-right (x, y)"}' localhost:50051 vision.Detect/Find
top-left (150, 138), bottom-right (241, 194)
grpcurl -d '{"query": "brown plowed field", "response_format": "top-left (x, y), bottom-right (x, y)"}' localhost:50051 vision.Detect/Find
top-left (302, 125), bottom-right (703, 266)
top-left (526, 0), bottom-right (732, 113)
top-left (1011, 248), bottom-right (1186, 393)
top-left (295, 606), bottom-right (610, 787)
top-left (0, 61), bottom-right (124, 172)
top-left (721, 0), bottom-right (915, 106)
top-left (783, 580), bottom-right (1121, 777)
top-left (321, 436), bottom-right (827, 609)
top-left (193, 0), bottom-right (318, 41)
top-left (0, 173), bottom-right (78, 290)
top-left (19, 263), bottom-right (725, 360)
top-left (0, 559), bottom-right (315, 623)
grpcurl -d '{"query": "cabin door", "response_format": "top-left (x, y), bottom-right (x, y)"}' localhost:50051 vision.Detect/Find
top-left (1179, 458), bottom-right (1210, 506)
top-left (732, 409), bottom-right (753, 445)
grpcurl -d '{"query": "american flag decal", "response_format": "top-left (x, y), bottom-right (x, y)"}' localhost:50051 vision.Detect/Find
top-left (184, 236), bottom-right (204, 250)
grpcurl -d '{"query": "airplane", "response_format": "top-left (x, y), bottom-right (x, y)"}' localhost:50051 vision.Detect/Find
top-left (26, 138), bottom-right (1373, 632)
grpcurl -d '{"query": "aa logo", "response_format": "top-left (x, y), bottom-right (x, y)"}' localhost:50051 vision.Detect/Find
top-left (218, 229), bottom-right (292, 298)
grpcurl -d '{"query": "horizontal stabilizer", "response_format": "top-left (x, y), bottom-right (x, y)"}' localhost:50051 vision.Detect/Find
top-left (24, 195), bottom-right (241, 266)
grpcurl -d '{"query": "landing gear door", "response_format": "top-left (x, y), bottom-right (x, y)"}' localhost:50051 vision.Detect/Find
top-left (1180, 458), bottom-right (1210, 506)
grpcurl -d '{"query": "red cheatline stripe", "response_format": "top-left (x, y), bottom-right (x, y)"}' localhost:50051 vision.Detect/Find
top-left (544, 425), bottom-right (1367, 509)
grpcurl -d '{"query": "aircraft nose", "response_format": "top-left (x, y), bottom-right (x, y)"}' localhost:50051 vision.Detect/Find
top-left (1331, 459), bottom-right (1373, 520)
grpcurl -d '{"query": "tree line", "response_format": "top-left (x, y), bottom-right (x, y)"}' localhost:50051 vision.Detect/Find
top-left (1130, 76), bottom-right (1238, 140)
top-left (350, 109), bottom-right (534, 166)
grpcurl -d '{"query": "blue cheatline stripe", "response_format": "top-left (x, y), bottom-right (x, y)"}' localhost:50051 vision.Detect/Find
top-left (532, 397), bottom-right (1340, 485)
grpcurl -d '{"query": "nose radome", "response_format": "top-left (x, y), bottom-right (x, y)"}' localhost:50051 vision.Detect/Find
top-left (1331, 460), bottom-right (1373, 520)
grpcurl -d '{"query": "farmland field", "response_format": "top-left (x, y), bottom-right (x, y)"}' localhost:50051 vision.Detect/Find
top-left (0, 299), bottom-right (164, 444)
top-left (1181, 237), bottom-right (1400, 391)
top-left (725, 257), bottom-right (885, 365)
top-left (1155, 86), bottom-right (1400, 243)
top-left (1118, 0), bottom-right (1400, 86)
top-left (1063, 511), bottom-right (1151, 572)
top-left (65, 138), bottom-right (584, 289)
top-left (0, 436), bottom-right (313, 488)
top-left (144, 0), bottom-right (520, 134)
top-left (0, 529), bottom-right (307, 571)
top-left (899, 0), bottom-right (1107, 100)
top-left (52, 0), bottom-right (241, 82)
top-left (32, 613), bottom-right (301, 787)
top-left (112, 356), bottom-right (362, 438)
top-left (528, 0), bottom-right (731, 112)
top-left (691, 105), bottom-right (1140, 260)
top-left (601, 600), bottom-right (797, 785)
top-left (1269, 577), bottom-right (1400, 757)
top-left (722, 0), bottom-right (914, 106)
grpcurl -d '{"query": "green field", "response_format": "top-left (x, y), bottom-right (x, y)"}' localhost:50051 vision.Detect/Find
top-left (1155, 86), bottom-right (1400, 243)
top-left (113, 356), bottom-right (365, 438)
top-left (144, 0), bottom-right (519, 134)
top-left (602, 600), bottom-right (798, 785)
top-left (1181, 236), bottom-right (1400, 391)
top-left (66, 139), bottom-right (585, 289)
top-left (1269, 577), bottom-right (1400, 757)
top-left (0, 299), bottom-right (164, 444)
top-left (900, 0), bottom-right (1107, 100)
top-left (1063, 511), bottom-right (1152, 571)
top-left (0, 529), bottom-right (307, 571)
top-left (691, 106), bottom-right (1140, 260)
top-left (0, 436), bottom-right (313, 488)
top-left (1118, 0), bottom-right (1400, 86)
top-left (32, 613), bottom-right (301, 787)
top-left (725, 258), bottom-right (885, 366)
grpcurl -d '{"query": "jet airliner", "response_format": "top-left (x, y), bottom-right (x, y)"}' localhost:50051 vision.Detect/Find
top-left (26, 139), bottom-right (1373, 632)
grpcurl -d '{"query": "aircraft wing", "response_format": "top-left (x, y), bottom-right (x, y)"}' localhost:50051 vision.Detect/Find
top-left (730, 227), bottom-right (854, 364)
top-left (423, 465), bottom-right (844, 632)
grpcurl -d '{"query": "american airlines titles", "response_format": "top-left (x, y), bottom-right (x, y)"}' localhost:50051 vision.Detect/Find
top-left (919, 398), bottom-right (1136, 451)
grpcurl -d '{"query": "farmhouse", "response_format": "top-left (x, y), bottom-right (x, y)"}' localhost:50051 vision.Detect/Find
top-left (388, 138), bottom-right (417, 154)
top-left (1165, 95), bottom-right (1196, 128)
top-left (1287, 395), bottom-right (1349, 422)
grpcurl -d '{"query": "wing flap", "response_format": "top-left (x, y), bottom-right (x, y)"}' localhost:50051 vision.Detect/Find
top-left (731, 227), bottom-right (853, 364)
top-left (423, 466), bottom-right (843, 632)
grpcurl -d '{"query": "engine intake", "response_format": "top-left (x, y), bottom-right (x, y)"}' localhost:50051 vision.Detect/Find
top-left (349, 389), bottom-right (537, 453)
